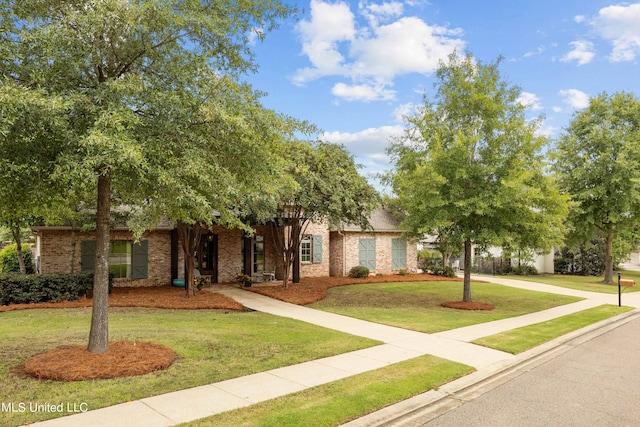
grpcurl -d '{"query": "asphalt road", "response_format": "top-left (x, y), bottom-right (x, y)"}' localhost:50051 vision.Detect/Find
top-left (402, 315), bottom-right (640, 427)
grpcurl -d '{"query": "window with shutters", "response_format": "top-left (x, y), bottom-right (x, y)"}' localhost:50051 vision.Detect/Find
top-left (81, 240), bottom-right (148, 279)
top-left (300, 235), bottom-right (323, 264)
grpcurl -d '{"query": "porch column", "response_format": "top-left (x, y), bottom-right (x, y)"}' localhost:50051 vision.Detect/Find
top-left (243, 235), bottom-right (252, 276)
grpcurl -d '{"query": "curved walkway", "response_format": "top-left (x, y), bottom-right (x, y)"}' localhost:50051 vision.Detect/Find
top-left (30, 276), bottom-right (640, 427)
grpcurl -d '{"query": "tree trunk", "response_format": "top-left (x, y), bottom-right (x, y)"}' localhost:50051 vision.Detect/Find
top-left (603, 229), bottom-right (615, 285)
top-left (463, 240), bottom-right (472, 302)
top-left (177, 221), bottom-right (203, 298)
top-left (88, 169), bottom-right (111, 353)
top-left (68, 222), bottom-right (77, 273)
top-left (10, 224), bottom-right (26, 274)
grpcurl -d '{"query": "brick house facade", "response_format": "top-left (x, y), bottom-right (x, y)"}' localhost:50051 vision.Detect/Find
top-left (33, 207), bottom-right (416, 287)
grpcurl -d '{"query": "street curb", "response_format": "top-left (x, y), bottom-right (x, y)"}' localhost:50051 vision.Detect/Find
top-left (342, 308), bottom-right (640, 427)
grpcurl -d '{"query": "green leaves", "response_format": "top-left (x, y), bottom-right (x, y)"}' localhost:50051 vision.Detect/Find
top-left (387, 51), bottom-right (566, 254)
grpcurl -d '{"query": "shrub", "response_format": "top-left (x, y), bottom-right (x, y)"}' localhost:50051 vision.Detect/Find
top-left (349, 266), bottom-right (370, 278)
top-left (398, 269), bottom-right (408, 276)
top-left (0, 243), bottom-right (34, 274)
top-left (432, 265), bottom-right (457, 277)
top-left (0, 272), bottom-right (113, 306)
top-left (512, 265), bottom-right (538, 275)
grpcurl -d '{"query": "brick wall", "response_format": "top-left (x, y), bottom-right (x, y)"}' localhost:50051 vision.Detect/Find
top-left (341, 231), bottom-right (417, 276)
top-left (36, 229), bottom-right (172, 287)
top-left (299, 221), bottom-right (330, 278)
top-left (329, 231), bottom-right (345, 276)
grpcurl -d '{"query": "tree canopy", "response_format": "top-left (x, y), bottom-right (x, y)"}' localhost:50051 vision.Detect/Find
top-left (271, 141), bottom-right (379, 288)
top-left (386, 52), bottom-right (567, 301)
top-left (553, 91), bottom-right (640, 284)
top-left (0, 0), bottom-right (298, 352)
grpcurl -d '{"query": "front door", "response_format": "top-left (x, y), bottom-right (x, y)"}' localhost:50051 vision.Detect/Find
top-left (195, 234), bottom-right (218, 283)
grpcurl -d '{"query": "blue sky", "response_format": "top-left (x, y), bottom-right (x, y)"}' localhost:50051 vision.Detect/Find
top-left (245, 0), bottom-right (640, 189)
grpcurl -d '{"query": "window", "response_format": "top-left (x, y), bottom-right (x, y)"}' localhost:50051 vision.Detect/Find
top-left (300, 235), bottom-right (323, 264)
top-left (300, 235), bottom-right (312, 263)
top-left (254, 235), bottom-right (264, 274)
top-left (81, 240), bottom-right (148, 279)
top-left (359, 238), bottom-right (376, 269)
top-left (109, 241), bottom-right (132, 278)
top-left (392, 238), bottom-right (407, 269)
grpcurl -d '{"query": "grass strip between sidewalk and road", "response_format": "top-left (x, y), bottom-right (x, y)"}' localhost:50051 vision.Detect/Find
top-left (309, 281), bottom-right (582, 333)
top-left (180, 354), bottom-right (474, 427)
top-left (472, 304), bottom-right (635, 354)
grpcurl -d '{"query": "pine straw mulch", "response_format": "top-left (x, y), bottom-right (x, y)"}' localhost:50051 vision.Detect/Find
top-left (0, 285), bottom-right (244, 312)
top-left (22, 341), bottom-right (176, 381)
top-left (7, 273), bottom-right (488, 382)
top-left (248, 273), bottom-right (468, 305)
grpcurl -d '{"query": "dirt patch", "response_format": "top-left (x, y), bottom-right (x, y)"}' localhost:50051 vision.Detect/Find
top-left (0, 285), bottom-right (244, 312)
top-left (23, 341), bottom-right (175, 381)
top-left (440, 301), bottom-right (495, 310)
top-left (249, 273), bottom-right (463, 305)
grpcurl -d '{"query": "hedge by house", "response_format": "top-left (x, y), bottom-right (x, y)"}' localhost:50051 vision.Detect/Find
top-left (0, 272), bottom-right (113, 306)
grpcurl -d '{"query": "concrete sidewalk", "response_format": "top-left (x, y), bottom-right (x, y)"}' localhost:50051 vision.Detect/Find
top-left (29, 276), bottom-right (640, 427)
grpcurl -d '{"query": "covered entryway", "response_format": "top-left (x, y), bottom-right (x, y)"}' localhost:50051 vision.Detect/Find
top-left (195, 233), bottom-right (218, 283)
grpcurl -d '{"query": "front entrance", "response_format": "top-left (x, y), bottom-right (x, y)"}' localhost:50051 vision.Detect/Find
top-left (195, 233), bottom-right (218, 283)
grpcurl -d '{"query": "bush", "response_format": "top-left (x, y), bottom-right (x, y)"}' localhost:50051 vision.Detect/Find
top-left (349, 266), bottom-right (370, 278)
top-left (0, 272), bottom-right (113, 306)
top-left (432, 265), bottom-right (457, 277)
top-left (512, 265), bottom-right (538, 275)
top-left (0, 243), bottom-right (34, 274)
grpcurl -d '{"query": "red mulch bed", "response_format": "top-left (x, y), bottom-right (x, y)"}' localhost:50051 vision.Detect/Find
top-left (23, 341), bottom-right (175, 381)
top-left (0, 285), bottom-right (244, 312)
top-left (7, 273), bottom-right (480, 381)
top-left (248, 273), bottom-right (464, 305)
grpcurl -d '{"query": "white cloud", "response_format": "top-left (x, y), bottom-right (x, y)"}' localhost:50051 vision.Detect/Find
top-left (524, 45), bottom-right (546, 58)
top-left (559, 89), bottom-right (590, 110)
top-left (574, 15), bottom-right (586, 24)
top-left (590, 3), bottom-right (640, 62)
top-left (293, 0), bottom-right (356, 84)
top-left (322, 125), bottom-right (403, 172)
top-left (293, 0), bottom-right (465, 101)
top-left (392, 102), bottom-right (417, 123)
top-left (517, 92), bottom-right (543, 110)
top-left (359, 0), bottom-right (404, 27)
top-left (561, 40), bottom-right (595, 65)
top-left (331, 82), bottom-right (396, 102)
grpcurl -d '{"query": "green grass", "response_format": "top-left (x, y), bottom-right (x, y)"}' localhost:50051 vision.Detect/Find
top-left (505, 270), bottom-right (640, 293)
top-left (181, 355), bottom-right (473, 427)
top-left (473, 304), bottom-right (634, 354)
top-left (309, 281), bottom-right (582, 333)
top-left (0, 308), bottom-right (379, 427)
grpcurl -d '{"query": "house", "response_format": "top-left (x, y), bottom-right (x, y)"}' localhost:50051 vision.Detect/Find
top-left (31, 207), bottom-right (417, 287)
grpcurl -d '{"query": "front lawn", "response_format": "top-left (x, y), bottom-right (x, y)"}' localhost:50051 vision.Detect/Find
top-left (0, 307), bottom-right (378, 426)
top-left (506, 270), bottom-right (640, 294)
top-left (309, 281), bottom-right (581, 333)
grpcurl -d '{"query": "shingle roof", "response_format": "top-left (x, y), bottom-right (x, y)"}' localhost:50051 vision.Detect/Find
top-left (337, 206), bottom-right (404, 232)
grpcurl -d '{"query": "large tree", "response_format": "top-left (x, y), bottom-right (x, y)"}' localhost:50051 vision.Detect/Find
top-left (386, 52), bottom-right (567, 302)
top-left (553, 92), bottom-right (640, 284)
top-left (271, 141), bottom-right (379, 288)
top-left (0, 83), bottom-right (70, 273)
top-left (0, 0), bottom-right (296, 353)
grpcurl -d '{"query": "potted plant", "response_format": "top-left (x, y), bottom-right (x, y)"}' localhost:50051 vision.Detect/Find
top-left (235, 273), bottom-right (252, 287)
top-left (194, 276), bottom-right (209, 290)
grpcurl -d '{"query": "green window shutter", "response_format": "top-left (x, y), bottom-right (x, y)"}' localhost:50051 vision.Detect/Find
top-left (312, 235), bottom-right (323, 263)
top-left (81, 240), bottom-right (96, 272)
top-left (392, 238), bottom-right (407, 269)
top-left (359, 239), bottom-right (376, 270)
top-left (132, 240), bottom-right (148, 279)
